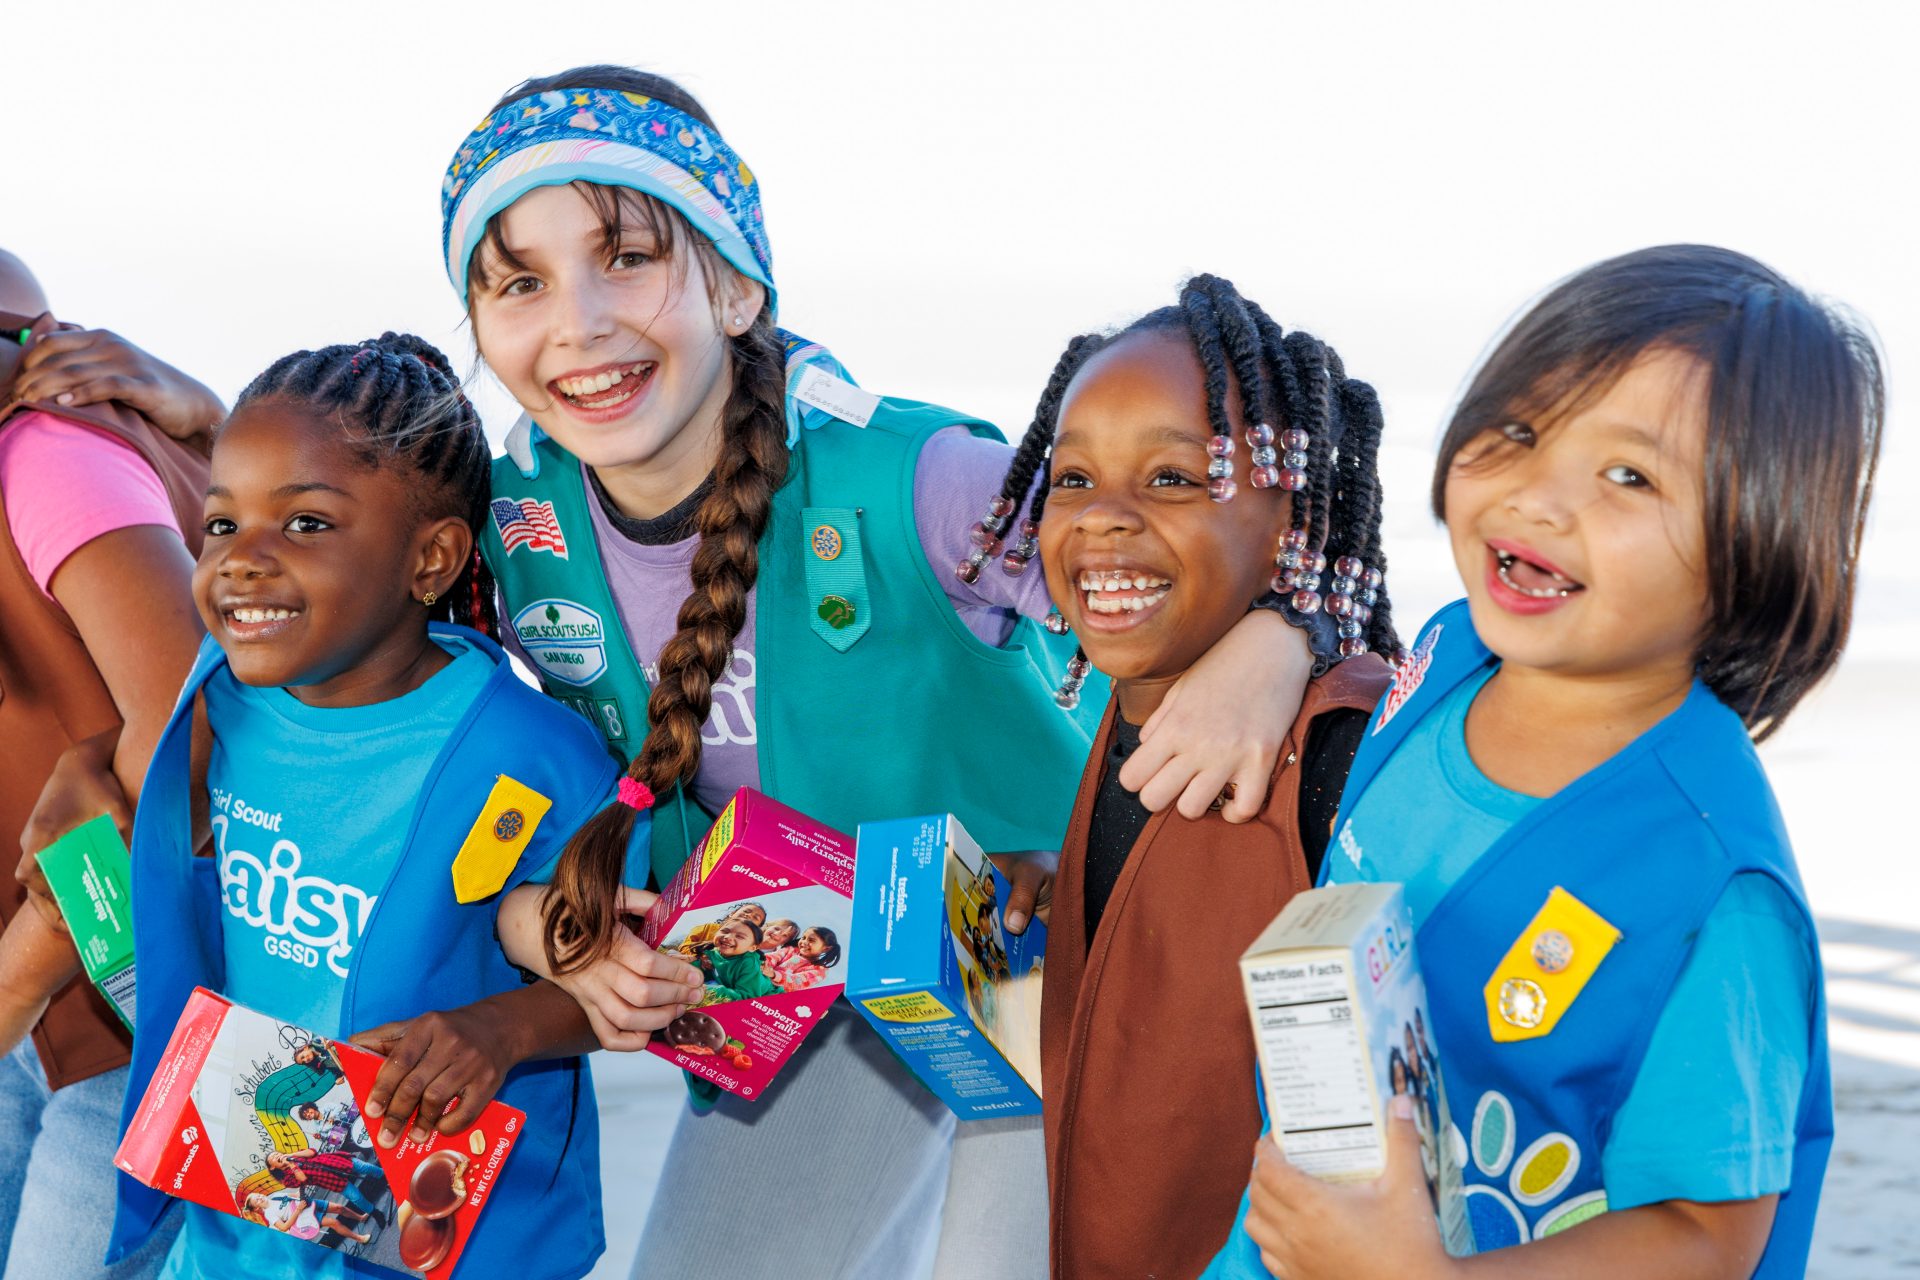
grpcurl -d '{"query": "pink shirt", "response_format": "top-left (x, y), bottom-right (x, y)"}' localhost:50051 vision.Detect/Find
top-left (0, 410), bottom-right (181, 600)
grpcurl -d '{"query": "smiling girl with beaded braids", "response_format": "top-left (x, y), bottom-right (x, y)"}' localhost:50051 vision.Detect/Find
top-left (1010, 274), bottom-right (1398, 1280)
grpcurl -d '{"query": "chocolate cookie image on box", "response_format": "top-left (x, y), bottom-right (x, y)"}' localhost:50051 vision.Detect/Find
top-left (409, 1149), bottom-right (470, 1220)
top-left (395, 1201), bottom-right (456, 1271)
top-left (663, 1009), bottom-right (726, 1054)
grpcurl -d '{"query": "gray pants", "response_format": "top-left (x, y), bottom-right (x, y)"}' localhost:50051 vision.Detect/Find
top-left (631, 1006), bottom-right (1047, 1279)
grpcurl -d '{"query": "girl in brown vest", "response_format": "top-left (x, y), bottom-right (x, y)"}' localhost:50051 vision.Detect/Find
top-left (971, 275), bottom-right (1400, 1278)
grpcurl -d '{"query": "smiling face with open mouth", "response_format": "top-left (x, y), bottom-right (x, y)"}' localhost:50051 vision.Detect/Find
top-left (193, 399), bottom-right (463, 706)
top-left (467, 184), bottom-right (764, 516)
top-left (1039, 330), bottom-right (1292, 722)
top-left (1443, 347), bottom-right (1712, 683)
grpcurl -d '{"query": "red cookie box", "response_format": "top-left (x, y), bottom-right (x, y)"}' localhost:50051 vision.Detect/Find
top-left (639, 788), bottom-right (855, 1100)
top-left (115, 987), bottom-right (523, 1278)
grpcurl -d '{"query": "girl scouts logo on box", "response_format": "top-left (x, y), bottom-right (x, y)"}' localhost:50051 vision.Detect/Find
top-left (1373, 624), bottom-right (1442, 735)
top-left (513, 598), bottom-right (608, 687)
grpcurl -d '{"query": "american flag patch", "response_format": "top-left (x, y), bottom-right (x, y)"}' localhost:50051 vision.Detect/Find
top-left (1372, 623), bottom-right (1442, 735)
top-left (491, 497), bottom-right (568, 558)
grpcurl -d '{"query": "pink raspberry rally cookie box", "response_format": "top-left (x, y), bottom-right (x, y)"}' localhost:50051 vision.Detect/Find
top-left (638, 788), bottom-right (855, 1100)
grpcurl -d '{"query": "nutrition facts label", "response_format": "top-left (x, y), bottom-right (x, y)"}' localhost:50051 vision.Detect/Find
top-left (1244, 954), bottom-right (1382, 1178)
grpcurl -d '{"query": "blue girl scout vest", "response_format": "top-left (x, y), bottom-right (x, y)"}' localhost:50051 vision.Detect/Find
top-left (480, 397), bottom-right (1104, 889)
top-left (109, 626), bottom-right (628, 1280)
top-left (1335, 601), bottom-right (1831, 1275)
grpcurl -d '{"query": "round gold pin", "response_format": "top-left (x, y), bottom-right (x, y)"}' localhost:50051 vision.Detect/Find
top-left (1498, 977), bottom-right (1548, 1029)
top-left (811, 525), bottom-right (843, 561)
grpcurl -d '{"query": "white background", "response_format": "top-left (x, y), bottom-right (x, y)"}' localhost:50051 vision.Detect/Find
top-left (7, 3), bottom-right (1917, 1272)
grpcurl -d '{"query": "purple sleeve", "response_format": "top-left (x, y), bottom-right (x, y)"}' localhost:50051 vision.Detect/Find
top-left (913, 427), bottom-right (1055, 639)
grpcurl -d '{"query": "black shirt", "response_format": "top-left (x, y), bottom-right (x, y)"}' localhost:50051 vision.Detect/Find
top-left (1082, 706), bottom-right (1371, 942)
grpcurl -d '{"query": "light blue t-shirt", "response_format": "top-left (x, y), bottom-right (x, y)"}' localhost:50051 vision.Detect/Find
top-left (167, 638), bottom-right (495, 1280)
top-left (1327, 666), bottom-right (1814, 1206)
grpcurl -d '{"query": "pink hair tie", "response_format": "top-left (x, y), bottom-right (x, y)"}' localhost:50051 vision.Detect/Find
top-left (616, 777), bottom-right (655, 812)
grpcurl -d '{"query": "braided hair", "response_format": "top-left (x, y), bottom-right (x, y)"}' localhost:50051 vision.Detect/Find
top-left (232, 332), bottom-right (499, 637)
top-left (975, 275), bottom-right (1401, 683)
top-left (469, 66), bottom-right (791, 973)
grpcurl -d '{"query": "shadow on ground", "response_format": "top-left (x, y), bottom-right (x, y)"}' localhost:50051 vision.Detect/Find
top-left (1812, 916), bottom-right (1920, 1279)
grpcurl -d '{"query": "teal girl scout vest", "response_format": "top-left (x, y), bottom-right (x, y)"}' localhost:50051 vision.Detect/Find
top-left (481, 398), bottom-right (1104, 889)
top-left (110, 626), bottom-right (625, 1279)
top-left (1339, 601), bottom-right (1831, 1274)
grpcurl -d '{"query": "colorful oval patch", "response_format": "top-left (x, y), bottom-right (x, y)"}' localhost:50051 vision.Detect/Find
top-left (1471, 1091), bottom-right (1516, 1177)
top-left (492, 809), bottom-right (526, 841)
top-left (1510, 1132), bottom-right (1581, 1206)
top-left (1463, 1184), bottom-right (1527, 1252)
top-left (1533, 1189), bottom-right (1608, 1239)
top-left (811, 524), bottom-right (843, 560)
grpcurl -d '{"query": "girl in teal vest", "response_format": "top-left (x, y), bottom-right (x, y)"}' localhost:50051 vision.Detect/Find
top-left (1216, 246), bottom-right (1882, 1279)
top-left (439, 64), bottom-right (1321, 1278)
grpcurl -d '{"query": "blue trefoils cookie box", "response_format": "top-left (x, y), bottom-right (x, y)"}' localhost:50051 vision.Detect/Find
top-left (849, 814), bottom-right (1046, 1118)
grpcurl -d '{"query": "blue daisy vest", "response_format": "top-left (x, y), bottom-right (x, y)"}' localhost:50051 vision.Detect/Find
top-left (1332, 601), bottom-right (1831, 1273)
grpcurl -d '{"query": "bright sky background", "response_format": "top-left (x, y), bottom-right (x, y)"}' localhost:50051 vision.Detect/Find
top-left (7, 2), bottom-right (1917, 862)
top-left (9, 0), bottom-right (1915, 636)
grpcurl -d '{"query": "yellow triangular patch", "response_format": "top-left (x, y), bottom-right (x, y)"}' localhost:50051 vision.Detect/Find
top-left (452, 775), bottom-right (552, 904)
top-left (1484, 887), bottom-right (1622, 1042)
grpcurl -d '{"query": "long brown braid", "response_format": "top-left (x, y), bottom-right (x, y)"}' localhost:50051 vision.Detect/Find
top-left (468, 65), bottom-right (793, 972)
top-left (540, 308), bottom-right (788, 973)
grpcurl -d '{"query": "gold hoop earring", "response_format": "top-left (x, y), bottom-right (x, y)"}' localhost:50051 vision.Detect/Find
top-left (422, 590), bottom-right (438, 607)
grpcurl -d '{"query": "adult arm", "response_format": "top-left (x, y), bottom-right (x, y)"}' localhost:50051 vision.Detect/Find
top-left (13, 327), bottom-right (225, 456)
top-left (2, 526), bottom-right (202, 1047)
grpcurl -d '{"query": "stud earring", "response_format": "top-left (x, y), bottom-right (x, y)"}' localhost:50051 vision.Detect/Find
top-left (731, 314), bottom-right (743, 330)
top-left (421, 590), bottom-right (438, 607)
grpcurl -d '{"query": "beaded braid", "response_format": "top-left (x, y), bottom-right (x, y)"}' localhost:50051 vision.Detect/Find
top-left (957, 333), bottom-right (1110, 585)
top-left (233, 332), bottom-right (500, 639)
top-left (1334, 377), bottom-right (1398, 657)
top-left (966, 276), bottom-right (1403, 701)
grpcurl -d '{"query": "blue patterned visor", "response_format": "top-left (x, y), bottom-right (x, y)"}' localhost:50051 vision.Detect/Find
top-left (442, 87), bottom-right (774, 312)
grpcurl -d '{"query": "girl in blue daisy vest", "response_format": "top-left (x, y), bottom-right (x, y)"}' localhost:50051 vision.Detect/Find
top-left (1213, 245), bottom-right (1882, 1280)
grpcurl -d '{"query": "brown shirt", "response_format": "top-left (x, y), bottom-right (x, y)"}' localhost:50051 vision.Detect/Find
top-left (0, 309), bottom-right (209, 1090)
top-left (1040, 656), bottom-right (1389, 1280)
